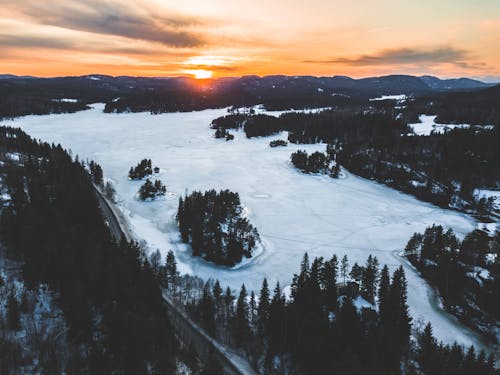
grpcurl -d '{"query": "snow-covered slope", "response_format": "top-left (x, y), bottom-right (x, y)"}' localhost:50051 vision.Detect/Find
top-left (3, 104), bottom-right (485, 349)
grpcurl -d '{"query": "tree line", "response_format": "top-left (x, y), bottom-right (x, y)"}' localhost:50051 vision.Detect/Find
top-left (165, 251), bottom-right (498, 374)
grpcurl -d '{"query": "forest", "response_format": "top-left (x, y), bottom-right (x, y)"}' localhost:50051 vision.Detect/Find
top-left (177, 189), bottom-right (260, 266)
top-left (338, 126), bottom-right (499, 213)
top-left (0, 126), bottom-right (177, 374)
top-left (162, 251), bottom-right (498, 375)
top-left (404, 225), bottom-right (500, 342)
top-left (211, 105), bottom-right (499, 216)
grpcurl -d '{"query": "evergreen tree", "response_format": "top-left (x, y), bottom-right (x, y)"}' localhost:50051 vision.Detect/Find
top-left (321, 254), bottom-right (338, 309)
top-left (164, 250), bottom-right (179, 291)
top-left (233, 284), bottom-right (250, 346)
top-left (378, 265), bottom-right (390, 313)
top-left (257, 278), bottom-right (270, 337)
top-left (417, 323), bottom-right (438, 374)
top-left (268, 282), bottom-right (286, 355)
top-left (341, 255), bottom-right (349, 285)
top-left (350, 262), bottom-right (363, 284)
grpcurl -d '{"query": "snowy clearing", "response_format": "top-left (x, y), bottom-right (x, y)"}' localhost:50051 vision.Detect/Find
top-left (3, 104), bottom-right (487, 349)
top-left (409, 115), bottom-right (471, 135)
top-left (370, 94), bottom-right (407, 102)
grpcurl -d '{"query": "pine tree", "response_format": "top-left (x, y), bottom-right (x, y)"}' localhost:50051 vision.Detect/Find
top-left (378, 265), bottom-right (390, 313)
top-left (341, 255), bottom-right (349, 285)
top-left (390, 266), bottom-right (412, 349)
top-left (257, 278), bottom-right (270, 337)
top-left (199, 282), bottom-right (216, 335)
top-left (321, 255), bottom-right (338, 309)
top-left (350, 262), bottom-right (363, 284)
top-left (417, 323), bottom-right (437, 374)
top-left (164, 250), bottom-right (178, 292)
top-left (268, 282), bottom-right (286, 355)
top-left (233, 284), bottom-right (250, 346)
top-left (249, 291), bottom-right (257, 332)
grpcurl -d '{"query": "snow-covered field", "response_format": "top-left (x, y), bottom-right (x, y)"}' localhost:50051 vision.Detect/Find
top-left (3, 104), bottom-right (488, 349)
top-left (409, 114), bottom-right (471, 135)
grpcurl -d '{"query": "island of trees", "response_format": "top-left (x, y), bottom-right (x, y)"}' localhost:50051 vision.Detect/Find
top-left (269, 139), bottom-right (288, 147)
top-left (128, 158), bottom-right (159, 180)
top-left (177, 189), bottom-right (260, 266)
top-left (138, 178), bottom-right (166, 200)
top-left (291, 149), bottom-right (340, 177)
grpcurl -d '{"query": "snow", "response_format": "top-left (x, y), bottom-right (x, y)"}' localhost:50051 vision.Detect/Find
top-left (409, 115), bottom-right (470, 135)
top-left (6, 152), bottom-right (21, 161)
top-left (353, 295), bottom-right (375, 311)
top-left (370, 94), bottom-right (406, 102)
top-left (250, 105), bottom-right (331, 117)
top-left (52, 98), bottom-right (79, 103)
top-left (478, 222), bottom-right (498, 233)
top-left (3, 103), bottom-right (486, 349)
top-left (475, 189), bottom-right (500, 210)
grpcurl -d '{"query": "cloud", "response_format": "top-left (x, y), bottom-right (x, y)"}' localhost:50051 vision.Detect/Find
top-left (0, 34), bottom-right (74, 49)
top-left (2, 0), bottom-right (205, 48)
top-left (306, 47), bottom-right (469, 66)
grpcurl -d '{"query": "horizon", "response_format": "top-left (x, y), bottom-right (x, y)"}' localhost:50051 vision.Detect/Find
top-left (1, 72), bottom-right (499, 83)
top-left (1, 0), bottom-right (499, 81)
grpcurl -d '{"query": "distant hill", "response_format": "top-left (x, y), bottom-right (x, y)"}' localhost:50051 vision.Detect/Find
top-left (420, 75), bottom-right (493, 91)
top-left (0, 73), bottom-right (497, 116)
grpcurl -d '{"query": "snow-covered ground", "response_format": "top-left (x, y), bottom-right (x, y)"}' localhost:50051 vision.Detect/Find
top-left (3, 104), bottom-right (487, 349)
top-left (370, 94), bottom-right (407, 102)
top-left (475, 189), bottom-right (500, 210)
top-left (409, 115), bottom-right (471, 135)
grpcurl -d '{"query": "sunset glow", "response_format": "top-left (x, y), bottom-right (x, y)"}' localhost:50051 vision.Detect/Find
top-left (188, 69), bottom-right (213, 79)
top-left (0, 0), bottom-right (499, 80)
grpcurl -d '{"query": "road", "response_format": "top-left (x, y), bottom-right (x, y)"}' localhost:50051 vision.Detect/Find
top-left (92, 184), bottom-right (256, 375)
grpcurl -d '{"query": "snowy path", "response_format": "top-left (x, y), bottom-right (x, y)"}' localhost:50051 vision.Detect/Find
top-left (3, 104), bottom-right (486, 350)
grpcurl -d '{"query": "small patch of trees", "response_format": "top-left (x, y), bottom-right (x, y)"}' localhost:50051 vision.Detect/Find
top-left (291, 150), bottom-right (340, 177)
top-left (177, 189), bottom-right (260, 266)
top-left (138, 178), bottom-right (166, 200)
top-left (269, 139), bottom-right (288, 147)
top-left (214, 127), bottom-right (234, 141)
top-left (128, 158), bottom-right (154, 180)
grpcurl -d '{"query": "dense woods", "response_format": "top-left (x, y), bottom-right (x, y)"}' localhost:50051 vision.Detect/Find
top-left (0, 127), bottom-right (176, 374)
top-left (210, 109), bottom-right (406, 143)
top-left (211, 103), bottom-right (499, 216)
top-left (167, 252), bottom-right (498, 375)
top-left (177, 189), bottom-right (260, 266)
top-left (339, 126), bottom-right (500, 212)
top-left (404, 225), bottom-right (500, 341)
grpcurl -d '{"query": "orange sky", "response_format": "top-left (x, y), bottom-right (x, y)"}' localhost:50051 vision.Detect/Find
top-left (1, 0), bottom-right (499, 80)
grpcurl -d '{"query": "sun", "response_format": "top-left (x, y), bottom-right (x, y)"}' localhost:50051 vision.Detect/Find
top-left (190, 69), bottom-right (213, 79)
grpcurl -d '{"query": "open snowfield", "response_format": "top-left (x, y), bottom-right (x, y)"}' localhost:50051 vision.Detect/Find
top-left (3, 104), bottom-right (490, 350)
top-left (409, 114), bottom-right (471, 135)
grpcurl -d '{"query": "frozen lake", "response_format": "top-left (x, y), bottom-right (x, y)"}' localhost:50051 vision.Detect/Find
top-left (4, 104), bottom-right (487, 349)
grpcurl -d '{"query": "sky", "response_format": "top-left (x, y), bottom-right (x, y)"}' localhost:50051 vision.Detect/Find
top-left (1, 0), bottom-right (499, 80)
